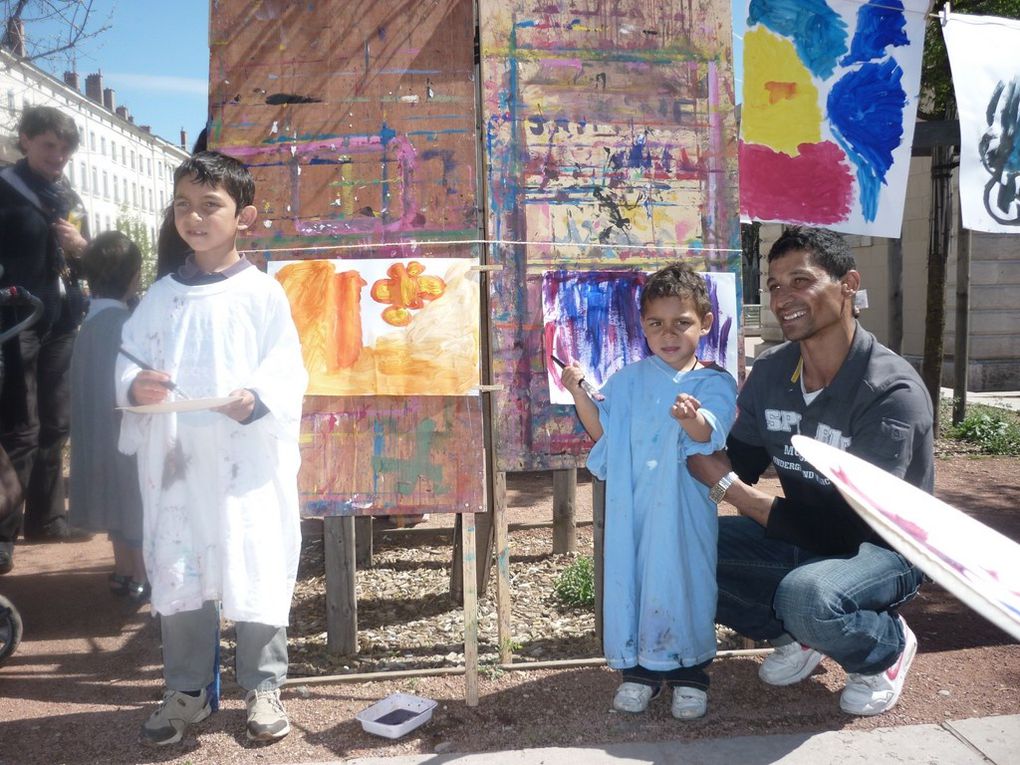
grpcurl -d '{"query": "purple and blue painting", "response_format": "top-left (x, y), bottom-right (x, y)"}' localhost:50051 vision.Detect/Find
top-left (542, 270), bottom-right (738, 405)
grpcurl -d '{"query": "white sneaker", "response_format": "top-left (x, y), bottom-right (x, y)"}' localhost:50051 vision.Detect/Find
top-left (840, 617), bottom-right (917, 716)
top-left (612, 681), bottom-right (659, 713)
top-left (671, 687), bottom-right (707, 719)
top-left (759, 641), bottom-right (826, 686)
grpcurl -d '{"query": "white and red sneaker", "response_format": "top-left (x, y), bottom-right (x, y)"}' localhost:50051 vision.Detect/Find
top-left (759, 640), bottom-right (826, 686)
top-left (840, 616), bottom-right (918, 716)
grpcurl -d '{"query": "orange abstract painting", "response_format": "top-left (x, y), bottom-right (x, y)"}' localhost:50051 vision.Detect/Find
top-left (270, 258), bottom-right (480, 396)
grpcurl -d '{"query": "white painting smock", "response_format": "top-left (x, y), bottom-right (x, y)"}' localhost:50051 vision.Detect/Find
top-left (117, 269), bottom-right (308, 627)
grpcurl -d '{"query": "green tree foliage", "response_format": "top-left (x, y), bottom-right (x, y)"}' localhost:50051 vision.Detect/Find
top-left (114, 207), bottom-right (156, 290)
top-left (920, 0), bottom-right (1020, 120)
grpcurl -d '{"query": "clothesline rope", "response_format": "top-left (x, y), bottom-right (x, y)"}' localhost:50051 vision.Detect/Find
top-left (241, 238), bottom-right (743, 257)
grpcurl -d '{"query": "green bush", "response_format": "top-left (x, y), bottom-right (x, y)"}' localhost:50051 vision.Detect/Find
top-left (554, 555), bottom-right (595, 609)
top-left (949, 409), bottom-right (1020, 456)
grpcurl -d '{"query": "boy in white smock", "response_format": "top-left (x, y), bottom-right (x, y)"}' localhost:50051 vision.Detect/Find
top-left (117, 152), bottom-right (307, 746)
top-left (560, 263), bottom-right (737, 719)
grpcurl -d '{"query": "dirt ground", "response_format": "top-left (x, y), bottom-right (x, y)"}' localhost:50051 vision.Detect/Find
top-left (0, 456), bottom-right (1018, 765)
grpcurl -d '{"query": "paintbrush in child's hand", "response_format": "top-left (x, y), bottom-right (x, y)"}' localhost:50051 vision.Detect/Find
top-left (550, 354), bottom-right (604, 400)
top-left (118, 348), bottom-right (191, 400)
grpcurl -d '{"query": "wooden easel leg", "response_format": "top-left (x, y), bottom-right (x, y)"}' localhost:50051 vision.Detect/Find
top-left (474, 507), bottom-right (494, 594)
top-left (552, 467), bottom-right (577, 553)
top-left (461, 512), bottom-right (479, 706)
top-left (494, 471), bottom-right (511, 663)
top-left (324, 515), bottom-right (358, 656)
top-left (450, 514), bottom-right (463, 602)
top-left (354, 516), bottom-right (373, 568)
top-left (592, 478), bottom-right (605, 652)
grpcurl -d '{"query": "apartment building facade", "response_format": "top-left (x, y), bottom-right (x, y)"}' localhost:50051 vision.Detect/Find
top-left (0, 47), bottom-right (190, 247)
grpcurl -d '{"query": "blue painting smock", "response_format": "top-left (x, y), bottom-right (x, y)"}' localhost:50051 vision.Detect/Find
top-left (588, 356), bottom-right (737, 671)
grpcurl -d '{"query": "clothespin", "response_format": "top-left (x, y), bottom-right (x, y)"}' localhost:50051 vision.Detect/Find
top-left (941, 2), bottom-right (951, 26)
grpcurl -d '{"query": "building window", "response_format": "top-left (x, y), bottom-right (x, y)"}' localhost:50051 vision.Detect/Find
top-left (105, 215), bottom-right (111, 231)
top-left (94, 213), bottom-right (101, 233)
top-left (132, 182), bottom-right (137, 206)
top-left (111, 139), bottom-right (116, 161)
top-left (103, 171), bottom-right (109, 198)
top-left (67, 163), bottom-right (74, 187)
top-left (80, 162), bottom-right (88, 192)
top-left (7, 90), bottom-right (15, 110)
top-left (122, 146), bottom-right (127, 164)
top-left (114, 177), bottom-right (120, 203)
top-left (157, 162), bottom-right (163, 179)
top-left (90, 131), bottom-right (96, 151)
top-left (148, 189), bottom-right (154, 210)
top-left (92, 167), bottom-right (98, 191)
top-left (130, 150), bottom-right (135, 170)
top-left (100, 136), bottom-right (106, 156)
top-left (123, 178), bottom-right (128, 200)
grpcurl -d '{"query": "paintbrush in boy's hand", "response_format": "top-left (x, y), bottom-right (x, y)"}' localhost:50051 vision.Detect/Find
top-left (550, 354), bottom-right (604, 400)
top-left (118, 348), bottom-right (191, 400)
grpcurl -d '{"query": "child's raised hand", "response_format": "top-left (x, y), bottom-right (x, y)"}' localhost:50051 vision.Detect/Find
top-left (129, 370), bottom-right (172, 406)
top-left (671, 393), bottom-right (702, 421)
top-left (559, 362), bottom-right (588, 397)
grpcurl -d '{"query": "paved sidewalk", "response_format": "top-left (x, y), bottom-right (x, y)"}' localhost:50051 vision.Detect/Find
top-left (319, 714), bottom-right (1020, 764)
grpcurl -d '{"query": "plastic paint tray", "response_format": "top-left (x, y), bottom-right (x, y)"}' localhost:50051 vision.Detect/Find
top-left (355, 692), bottom-right (438, 739)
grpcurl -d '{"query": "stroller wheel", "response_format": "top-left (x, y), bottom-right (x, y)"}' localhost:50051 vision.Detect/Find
top-left (0, 594), bottom-right (22, 665)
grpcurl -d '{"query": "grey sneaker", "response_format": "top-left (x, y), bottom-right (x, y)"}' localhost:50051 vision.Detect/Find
top-left (245, 688), bottom-right (290, 742)
top-left (141, 689), bottom-right (211, 746)
top-left (840, 617), bottom-right (918, 716)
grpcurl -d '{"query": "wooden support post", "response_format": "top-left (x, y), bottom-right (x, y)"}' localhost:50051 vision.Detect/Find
top-left (450, 514), bottom-right (463, 603)
top-left (952, 226), bottom-right (972, 426)
top-left (474, 505), bottom-right (494, 595)
top-left (552, 468), bottom-right (578, 554)
top-left (323, 516), bottom-right (358, 655)
top-left (592, 477), bottom-right (605, 651)
top-left (354, 516), bottom-right (373, 568)
top-left (461, 512), bottom-right (479, 706)
top-left (494, 471), bottom-right (512, 663)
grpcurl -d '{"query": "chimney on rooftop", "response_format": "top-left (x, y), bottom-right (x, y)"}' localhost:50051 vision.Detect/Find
top-left (140, 125), bottom-right (151, 134)
top-left (85, 72), bottom-right (103, 104)
top-left (128, 116), bottom-right (134, 124)
top-left (180, 129), bottom-right (188, 150)
top-left (3, 19), bottom-right (26, 58)
top-left (103, 87), bottom-right (116, 112)
top-left (116, 105), bottom-right (129, 121)
top-left (63, 71), bottom-right (80, 91)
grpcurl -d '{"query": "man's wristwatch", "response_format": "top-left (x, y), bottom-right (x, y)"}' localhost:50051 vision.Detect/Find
top-left (708, 471), bottom-right (738, 504)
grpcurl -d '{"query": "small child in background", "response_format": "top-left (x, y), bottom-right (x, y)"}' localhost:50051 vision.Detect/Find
top-left (69, 231), bottom-right (147, 601)
top-left (560, 263), bottom-right (737, 720)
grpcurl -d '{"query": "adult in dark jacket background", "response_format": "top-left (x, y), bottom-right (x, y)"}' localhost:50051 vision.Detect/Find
top-left (689, 227), bottom-right (933, 717)
top-left (0, 106), bottom-right (91, 574)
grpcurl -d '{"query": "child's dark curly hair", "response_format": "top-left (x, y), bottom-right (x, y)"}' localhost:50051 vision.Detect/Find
top-left (640, 262), bottom-right (711, 318)
top-left (82, 231), bottom-right (141, 300)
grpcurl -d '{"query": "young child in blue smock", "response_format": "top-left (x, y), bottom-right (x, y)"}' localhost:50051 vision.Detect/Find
top-left (560, 263), bottom-right (737, 719)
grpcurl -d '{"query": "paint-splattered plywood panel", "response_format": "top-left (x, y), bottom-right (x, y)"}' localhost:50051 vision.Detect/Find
top-left (210, 0), bottom-right (481, 246)
top-left (299, 396), bottom-right (485, 516)
top-left (480, 0), bottom-right (741, 470)
top-left (210, 0), bottom-right (485, 515)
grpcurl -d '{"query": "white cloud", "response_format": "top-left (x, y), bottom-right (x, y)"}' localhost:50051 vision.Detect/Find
top-left (105, 73), bottom-right (208, 96)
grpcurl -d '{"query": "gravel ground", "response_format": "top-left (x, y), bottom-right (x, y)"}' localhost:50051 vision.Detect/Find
top-left (0, 459), bottom-right (1018, 765)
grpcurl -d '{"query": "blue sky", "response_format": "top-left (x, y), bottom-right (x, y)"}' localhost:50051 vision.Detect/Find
top-left (25, 0), bottom-right (745, 147)
top-left (26, 0), bottom-right (210, 146)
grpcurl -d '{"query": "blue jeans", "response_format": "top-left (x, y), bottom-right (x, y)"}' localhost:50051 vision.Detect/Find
top-left (717, 516), bottom-right (924, 675)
